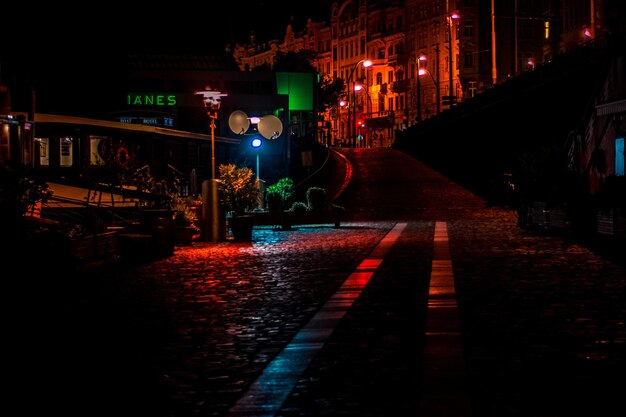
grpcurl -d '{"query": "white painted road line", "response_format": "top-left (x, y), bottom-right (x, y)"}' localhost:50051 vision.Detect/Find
top-left (420, 221), bottom-right (472, 416)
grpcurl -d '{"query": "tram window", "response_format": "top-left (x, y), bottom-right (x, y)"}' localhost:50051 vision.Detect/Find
top-left (60, 137), bottom-right (74, 167)
top-left (90, 136), bottom-right (110, 165)
top-left (36, 137), bottom-right (50, 166)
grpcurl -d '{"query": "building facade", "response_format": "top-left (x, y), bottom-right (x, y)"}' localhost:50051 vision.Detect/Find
top-left (232, 0), bottom-right (611, 147)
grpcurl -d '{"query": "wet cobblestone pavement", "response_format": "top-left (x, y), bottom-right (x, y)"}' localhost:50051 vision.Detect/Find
top-left (7, 148), bottom-right (625, 417)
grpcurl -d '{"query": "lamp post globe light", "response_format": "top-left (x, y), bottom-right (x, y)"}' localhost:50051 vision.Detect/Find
top-left (346, 59), bottom-right (372, 147)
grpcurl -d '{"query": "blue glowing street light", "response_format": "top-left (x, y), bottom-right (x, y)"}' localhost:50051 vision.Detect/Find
top-left (250, 137), bottom-right (262, 182)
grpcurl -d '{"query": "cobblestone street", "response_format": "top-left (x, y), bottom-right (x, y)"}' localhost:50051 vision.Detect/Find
top-left (7, 148), bottom-right (625, 417)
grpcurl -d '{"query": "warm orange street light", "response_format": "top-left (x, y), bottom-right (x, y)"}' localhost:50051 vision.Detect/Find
top-left (445, 12), bottom-right (461, 107)
top-left (417, 55), bottom-right (440, 116)
top-left (416, 54), bottom-right (427, 121)
top-left (346, 59), bottom-right (372, 147)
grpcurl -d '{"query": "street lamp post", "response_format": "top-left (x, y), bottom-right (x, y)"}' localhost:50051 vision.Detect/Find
top-left (416, 54), bottom-right (427, 122)
top-left (354, 84), bottom-right (363, 146)
top-left (434, 43), bottom-right (441, 114)
top-left (346, 59), bottom-right (372, 147)
top-left (195, 87), bottom-right (228, 242)
top-left (339, 100), bottom-right (347, 145)
top-left (417, 66), bottom-right (422, 122)
top-left (250, 137), bottom-right (263, 209)
top-left (365, 68), bottom-right (372, 147)
top-left (251, 137), bottom-right (262, 182)
top-left (417, 54), bottom-right (441, 119)
top-left (419, 68), bottom-right (439, 88)
top-left (446, 12), bottom-right (460, 107)
top-left (353, 84), bottom-right (371, 147)
top-left (418, 66), bottom-right (439, 118)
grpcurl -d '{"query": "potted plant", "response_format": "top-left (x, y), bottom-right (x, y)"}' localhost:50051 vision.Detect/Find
top-left (218, 163), bottom-right (260, 241)
top-left (172, 196), bottom-right (200, 245)
top-left (265, 177), bottom-right (295, 229)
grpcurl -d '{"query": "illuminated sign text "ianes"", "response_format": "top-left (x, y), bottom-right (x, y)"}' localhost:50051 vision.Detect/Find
top-left (127, 94), bottom-right (177, 106)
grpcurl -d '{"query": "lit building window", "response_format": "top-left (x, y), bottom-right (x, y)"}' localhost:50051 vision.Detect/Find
top-left (544, 21), bottom-right (550, 39)
top-left (36, 137), bottom-right (49, 166)
top-left (60, 137), bottom-right (74, 167)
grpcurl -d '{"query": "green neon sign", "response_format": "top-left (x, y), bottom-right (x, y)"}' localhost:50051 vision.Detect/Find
top-left (127, 93), bottom-right (177, 106)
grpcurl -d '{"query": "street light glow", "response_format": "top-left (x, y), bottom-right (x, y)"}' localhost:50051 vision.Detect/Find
top-left (346, 58), bottom-right (373, 147)
top-left (251, 137), bottom-right (262, 148)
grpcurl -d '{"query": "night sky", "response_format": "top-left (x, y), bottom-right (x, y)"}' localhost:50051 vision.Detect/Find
top-left (2, 1), bottom-right (333, 57)
top-left (0, 1), bottom-right (333, 114)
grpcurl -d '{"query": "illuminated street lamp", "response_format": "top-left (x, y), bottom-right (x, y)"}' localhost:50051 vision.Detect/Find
top-left (445, 12), bottom-right (460, 107)
top-left (418, 63), bottom-right (440, 116)
top-left (195, 86), bottom-right (228, 242)
top-left (251, 137), bottom-right (262, 181)
top-left (416, 54), bottom-right (427, 122)
top-left (346, 59), bottom-right (372, 147)
top-left (339, 99), bottom-right (347, 145)
top-left (250, 137), bottom-right (263, 209)
top-left (354, 84), bottom-right (364, 146)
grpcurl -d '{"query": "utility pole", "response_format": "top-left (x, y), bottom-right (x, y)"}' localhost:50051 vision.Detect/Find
top-left (416, 58), bottom-right (422, 122)
top-left (491, 0), bottom-right (497, 85)
top-left (435, 43), bottom-right (441, 114)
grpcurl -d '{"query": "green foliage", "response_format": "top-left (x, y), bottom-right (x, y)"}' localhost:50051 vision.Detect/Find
top-left (306, 186), bottom-right (327, 211)
top-left (254, 50), bottom-right (318, 73)
top-left (218, 163), bottom-right (260, 215)
top-left (266, 177), bottom-right (295, 212)
top-left (318, 75), bottom-right (346, 112)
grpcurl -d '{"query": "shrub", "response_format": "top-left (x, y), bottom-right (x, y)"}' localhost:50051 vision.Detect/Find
top-left (290, 201), bottom-right (309, 214)
top-left (218, 164), bottom-right (260, 216)
top-left (306, 186), bottom-right (326, 212)
top-left (172, 197), bottom-right (198, 227)
top-left (266, 177), bottom-right (295, 212)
